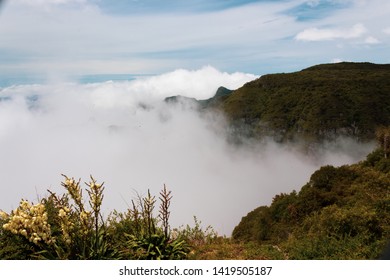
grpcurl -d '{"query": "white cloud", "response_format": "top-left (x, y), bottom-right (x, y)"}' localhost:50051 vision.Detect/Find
top-left (13, 0), bottom-right (87, 6)
top-left (331, 58), bottom-right (343, 63)
top-left (0, 0), bottom-right (389, 79)
top-left (0, 68), bottom-right (258, 235)
top-left (128, 66), bottom-right (257, 100)
top-left (0, 0), bottom-right (299, 75)
top-left (306, 0), bottom-right (321, 7)
top-left (364, 36), bottom-right (380, 44)
top-left (383, 27), bottom-right (390, 34)
top-left (0, 67), bottom-right (373, 235)
top-left (295, 23), bottom-right (367, 41)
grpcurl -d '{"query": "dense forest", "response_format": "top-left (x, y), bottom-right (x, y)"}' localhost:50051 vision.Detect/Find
top-left (232, 146), bottom-right (390, 259)
top-left (182, 62), bottom-right (390, 143)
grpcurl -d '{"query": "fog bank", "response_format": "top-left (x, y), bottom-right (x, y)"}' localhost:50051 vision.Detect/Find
top-left (0, 67), bottom-right (373, 235)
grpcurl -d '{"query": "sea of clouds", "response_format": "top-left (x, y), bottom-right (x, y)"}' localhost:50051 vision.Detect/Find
top-left (0, 66), bottom-right (374, 235)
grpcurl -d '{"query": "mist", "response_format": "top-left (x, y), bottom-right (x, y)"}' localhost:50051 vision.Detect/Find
top-left (0, 67), bottom-right (374, 235)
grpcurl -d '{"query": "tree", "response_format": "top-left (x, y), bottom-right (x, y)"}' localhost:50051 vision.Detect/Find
top-left (375, 127), bottom-right (390, 158)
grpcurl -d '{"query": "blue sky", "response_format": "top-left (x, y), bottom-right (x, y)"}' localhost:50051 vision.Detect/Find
top-left (0, 0), bottom-right (389, 80)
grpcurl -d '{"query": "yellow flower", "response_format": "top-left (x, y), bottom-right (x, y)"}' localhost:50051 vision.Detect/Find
top-left (0, 210), bottom-right (8, 220)
top-left (58, 209), bottom-right (66, 218)
top-left (80, 211), bottom-right (89, 221)
top-left (2, 199), bottom-right (53, 246)
top-left (20, 229), bottom-right (28, 237)
top-left (65, 178), bottom-right (74, 186)
top-left (32, 237), bottom-right (41, 244)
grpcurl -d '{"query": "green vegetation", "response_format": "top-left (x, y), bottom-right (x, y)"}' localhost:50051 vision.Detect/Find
top-left (0, 177), bottom-right (193, 260)
top-left (232, 145), bottom-right (390, 259)
top-left (165, 62), bottom-right (390, 143)
top-left (1, 144), bottom-right (388, 259)
top-left (210, 62), bottom-right (390, 142)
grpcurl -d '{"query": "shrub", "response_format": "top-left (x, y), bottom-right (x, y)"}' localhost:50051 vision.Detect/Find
top-left (0, 176), bottom-right (190, 260)
top-left (284, 205), bottom-right (385, 259)
top-left (116, 187), bottom-right (190, 260)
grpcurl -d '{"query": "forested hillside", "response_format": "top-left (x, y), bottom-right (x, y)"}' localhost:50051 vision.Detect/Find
top-left (232, 147), bottom-right (390, 259)
top-left (207, 62), bottom-right (390, 142)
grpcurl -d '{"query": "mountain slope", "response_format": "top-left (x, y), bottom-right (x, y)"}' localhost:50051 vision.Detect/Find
top-left (218, 62), bottom-right (390, 142)
top-left (232, 148), bottom-right (390, 259)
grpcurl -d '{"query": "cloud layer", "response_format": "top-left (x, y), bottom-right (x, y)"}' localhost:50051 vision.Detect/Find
top-left (295, 23), bottom-right (367, 41)
top-left (0, 67), bottom-right (374, 235)
top-left (0, 0), bottom-right (389, 77)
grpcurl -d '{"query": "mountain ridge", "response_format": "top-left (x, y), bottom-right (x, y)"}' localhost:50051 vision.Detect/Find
top-left (221, 62), bottom-right (390, 142)
top-left (167, 62), bottom-right (390, 143)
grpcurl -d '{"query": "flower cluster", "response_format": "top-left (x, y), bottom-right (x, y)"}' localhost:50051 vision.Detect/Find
top-left (79, 210), bottom-right (92, 235)
top-left (87, 177), bottom-right (104, 215)
top-left (2, 200), bottom-right (53, 245)
top-left (57, 206), bottom-right (73, 245)
top-left (0, 210), bottom-right (8, 220)
top-left (61, 175), bottom-right (84, 211)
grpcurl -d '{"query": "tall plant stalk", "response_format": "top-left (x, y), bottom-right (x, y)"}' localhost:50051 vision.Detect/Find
top-left (86, 176), bottom-right (104, 258)
top-left (159, 184), bottom-right (172, 238)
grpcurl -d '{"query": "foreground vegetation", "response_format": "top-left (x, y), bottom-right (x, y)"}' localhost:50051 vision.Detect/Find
top-left (0, 177), bottom-right (194, 260)
top-left (1, 149), bottom-right (388, 259)
top-left (1, 129), bottom-right (389, 259)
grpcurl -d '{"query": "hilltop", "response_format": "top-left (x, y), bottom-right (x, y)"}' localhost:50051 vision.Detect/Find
top-left (220, 62), bottom-right (390, 142)
top-left (166, 62), bottom-right (390, 143)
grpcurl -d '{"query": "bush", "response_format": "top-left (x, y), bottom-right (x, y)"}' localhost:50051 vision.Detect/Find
top-left (115, 187), bottom-right (190, 260)
top-left (284, 205), bottom-right (385, 259)
top-left (0, 176), bottom-right (190, 260)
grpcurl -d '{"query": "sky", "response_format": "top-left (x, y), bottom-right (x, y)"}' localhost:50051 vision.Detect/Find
top-left (0, 0), bottom-right (389, 80)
